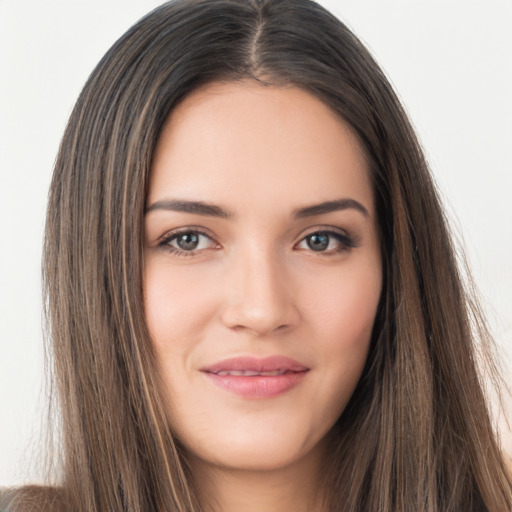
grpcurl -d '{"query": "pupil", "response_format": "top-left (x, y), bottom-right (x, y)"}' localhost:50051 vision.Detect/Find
top-left (178, 233), bottom-right (199, 250)
top-left (308, 233), bottom-right (329, 251)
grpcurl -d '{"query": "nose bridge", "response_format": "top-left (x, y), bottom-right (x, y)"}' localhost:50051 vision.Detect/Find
top-left (221, 242), bottom-right (297, 335)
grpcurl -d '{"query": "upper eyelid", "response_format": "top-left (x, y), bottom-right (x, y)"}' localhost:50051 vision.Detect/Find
top-left (158, 226), bottom-right (216, 243)
top-left (296, 225), bottom-right (353, 240)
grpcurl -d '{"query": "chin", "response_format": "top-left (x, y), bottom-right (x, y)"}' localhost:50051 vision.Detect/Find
top-left (195, 443), bottom-right (309, 472)
top-left (179, 418), bottom-right (327, 473)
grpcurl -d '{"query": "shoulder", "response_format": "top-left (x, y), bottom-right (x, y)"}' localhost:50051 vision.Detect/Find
top-left (0, 486), bottom-right (67, 512)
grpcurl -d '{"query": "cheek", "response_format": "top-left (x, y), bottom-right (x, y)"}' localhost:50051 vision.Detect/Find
top-left (143, 262), bottom-right (219, 356)
top-left (301, 258), bottom-right (381, 394)
top-left (305, 258), bottom-right (381, 343)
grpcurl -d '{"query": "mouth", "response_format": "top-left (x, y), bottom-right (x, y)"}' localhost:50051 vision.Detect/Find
top-left (213, 369), bottom-right (297, 376)
top-left (201, 356), bottom-right (309, 399)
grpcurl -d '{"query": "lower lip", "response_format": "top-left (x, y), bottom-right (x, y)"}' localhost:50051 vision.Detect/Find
top-left (203, 371), bottom-right (308, 399)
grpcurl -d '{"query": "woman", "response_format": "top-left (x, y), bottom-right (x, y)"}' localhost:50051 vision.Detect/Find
top-left (2, 0), bottom-right (511, 510)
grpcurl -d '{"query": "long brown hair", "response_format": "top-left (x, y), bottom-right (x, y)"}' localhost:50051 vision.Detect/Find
top-left (3, 0), bottom-right (511, 510)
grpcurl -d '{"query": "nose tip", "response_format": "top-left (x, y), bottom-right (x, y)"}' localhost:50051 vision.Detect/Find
top-left (220, 255), bottom-right (299, 337)
top-left (222, 303), bottom-right (295, 337)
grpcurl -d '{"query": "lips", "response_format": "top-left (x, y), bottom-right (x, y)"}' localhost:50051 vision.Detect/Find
top-left (201, 356), bottom-right (309, 399)
top-left (215, 369), bottom-right (291, 376)
top-left (202, 355), bottom-right (308, 374)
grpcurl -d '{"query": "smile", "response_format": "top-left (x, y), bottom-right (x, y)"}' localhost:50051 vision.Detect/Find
top-left (201, 356), bottom-right (309, 399)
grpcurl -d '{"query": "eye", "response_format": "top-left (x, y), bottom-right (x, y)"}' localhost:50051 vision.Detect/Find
top-left (159, 229), bottom-right (217, 255)
top-left (296, 230), bottom-right (356, 254)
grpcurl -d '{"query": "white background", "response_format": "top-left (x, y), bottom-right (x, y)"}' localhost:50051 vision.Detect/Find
top-left (1, 0), bottom-right (511, 485)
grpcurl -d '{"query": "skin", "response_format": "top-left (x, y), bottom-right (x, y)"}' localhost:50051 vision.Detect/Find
top-left (144, 81), bottom-right (382, 512)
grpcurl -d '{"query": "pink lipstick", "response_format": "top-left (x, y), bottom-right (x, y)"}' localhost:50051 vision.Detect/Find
top-left (201, 356), bottom-right (309, 399)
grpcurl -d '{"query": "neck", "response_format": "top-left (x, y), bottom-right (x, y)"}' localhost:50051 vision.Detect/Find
top-left (191, 449), bottom-right (328, 512)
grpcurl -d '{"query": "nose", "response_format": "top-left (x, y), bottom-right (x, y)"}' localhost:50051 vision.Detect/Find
top-left (220, 248), bottom-right (300, 337)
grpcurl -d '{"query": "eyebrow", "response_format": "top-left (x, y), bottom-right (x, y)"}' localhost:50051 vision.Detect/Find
top-left (145, 199), bottom-right (233, 218)
top-left (145, 198), bottom-right (369, 219)
top-left (293, 198), bottom-right (369, 218)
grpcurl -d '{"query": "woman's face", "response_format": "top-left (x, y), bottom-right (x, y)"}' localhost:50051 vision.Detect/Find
top-left (144, 82), bottom-right (382, 473)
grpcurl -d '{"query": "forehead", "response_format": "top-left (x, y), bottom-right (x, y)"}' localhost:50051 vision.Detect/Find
top-left (148, 81), bottom-right (373, 216)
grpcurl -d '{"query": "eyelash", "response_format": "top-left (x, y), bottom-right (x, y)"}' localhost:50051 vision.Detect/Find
top-left (158, 228), bottom-right (357, 257)
top-left (296, 229), bottom-right (357, 254)
top-left (158, 228), bottom-right (216, 257)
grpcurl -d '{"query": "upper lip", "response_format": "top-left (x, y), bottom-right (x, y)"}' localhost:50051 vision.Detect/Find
top-left (201, 356), bottom-right (309, 374)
